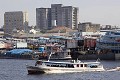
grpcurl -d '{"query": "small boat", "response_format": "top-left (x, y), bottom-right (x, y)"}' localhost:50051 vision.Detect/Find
top-left (26, 59), bottom-right (105, 74)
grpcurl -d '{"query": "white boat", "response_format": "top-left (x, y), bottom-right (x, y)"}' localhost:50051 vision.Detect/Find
top-left (96, 30), bottom-right (120, 54)
top-left (26, 59), bottom-right (104, 74)
top-left (96, 30), bottom-right (120, 60)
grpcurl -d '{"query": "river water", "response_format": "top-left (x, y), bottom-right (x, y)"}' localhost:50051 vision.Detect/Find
top-left (0, 59), bottom-right (120, 80)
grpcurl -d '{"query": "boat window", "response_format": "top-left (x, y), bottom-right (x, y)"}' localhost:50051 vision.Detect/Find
top-left (59, 64), bottom-right (66, 67)
top-left (84, 64), bottom-right (87, 67)
top-left (81, 64), bottom-right (83, 67)
top-left (67, 64), bottom-right (74, 68)
top-left (50, 64), bottom-right (59, 67)
top-left (46, 63), bottom-right (75, 68)
top-left (47, 63), bottom-right (67, 67)
top-left (51, 65), bottom-right (53, 67)
top-left (80, 64), bottom-right (83, 67)
top-left (35, 61), bottom-right (42, 66)
top-left (90, 65), bottom-right (98, 68)
top-left (60, 65), bottom-right (65, 67)
top-left (77, 64), bottom-right (79, 67)
top-left (47, 65), bottom-right (50, 66)
top-left (68, 52), bottom-right (70, 55)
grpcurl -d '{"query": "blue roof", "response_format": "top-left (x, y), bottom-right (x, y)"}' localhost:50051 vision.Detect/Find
top-left (7, 49), bottom-right (33, 54)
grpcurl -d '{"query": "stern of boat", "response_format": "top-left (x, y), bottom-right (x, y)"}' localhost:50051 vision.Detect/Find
top-left (26, 65), bottom-right (45, 74)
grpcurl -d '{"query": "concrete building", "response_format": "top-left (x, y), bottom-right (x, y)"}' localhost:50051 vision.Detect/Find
top-left (36, 8), bottom-right (51, 30)
top-left (78, 22), bottom-right (100, 32)
top-left (51, 4), bottom-right (63, 28)
top-left (36, 4), bottom-right (79, 30)
top-left (4, 11), bottom-right (28, 34)
top-left (100, 25), bottom-right (118, 30)
top-left (62, 6), bottom-right (79, 29)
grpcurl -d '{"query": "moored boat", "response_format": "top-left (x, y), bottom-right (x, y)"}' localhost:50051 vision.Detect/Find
top-left (96, 30), bottom-right (120, 60)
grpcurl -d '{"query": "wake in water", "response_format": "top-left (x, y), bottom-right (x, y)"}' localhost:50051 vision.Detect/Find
top-left (106, 67), bottom-right (120, 72)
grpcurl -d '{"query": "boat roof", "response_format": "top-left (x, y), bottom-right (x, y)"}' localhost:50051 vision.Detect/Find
top-left (38, 60), bottom-right (100, 64)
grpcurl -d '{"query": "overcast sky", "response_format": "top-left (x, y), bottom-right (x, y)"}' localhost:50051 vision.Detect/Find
top-left (0, 0), bottom-right (120, 27)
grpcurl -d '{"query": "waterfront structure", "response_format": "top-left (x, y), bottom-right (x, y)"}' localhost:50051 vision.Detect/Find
top-left (4, 11), bottom-right (28, 34)
top-left (78, 22), bottom-right (100, 32)
top-left (96, 30), bottom-right (120, 60)
top-left (100, 25), bottom-right (118, 30)
top-left (36, 8), bottom-right (51, 30)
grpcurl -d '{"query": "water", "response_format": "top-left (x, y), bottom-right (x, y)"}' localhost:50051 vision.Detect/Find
top-left (0, 59), bottom-right (120, 80)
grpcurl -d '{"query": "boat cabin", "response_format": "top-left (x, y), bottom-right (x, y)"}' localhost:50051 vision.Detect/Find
top-left (35, 60), bottom-right (101, 68)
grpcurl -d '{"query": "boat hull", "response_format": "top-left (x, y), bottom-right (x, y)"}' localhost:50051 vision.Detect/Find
top-left (26, 65), bottom-right (105, 74)
top-left (26, 65), bottom-right (48, 74)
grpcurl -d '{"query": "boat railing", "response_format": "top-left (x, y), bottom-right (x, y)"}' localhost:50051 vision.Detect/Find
top-left (71, 59), bottom-right (81, 63)
top-left (96, 58), bottom-right (100, 62)
top-left (98, 45), bottom-right (120, 50)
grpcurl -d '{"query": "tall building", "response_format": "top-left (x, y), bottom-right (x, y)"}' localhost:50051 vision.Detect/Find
top-left (51, 4), bottom-right (63, 27)
top-left (4, 11), bottom-right (28, 34)
top-left (36, 8), bottom-right (51, 30)
top-left (36, 4), bottom-right (79, 30)
top-left (62, 6), bottom-right (79, 29)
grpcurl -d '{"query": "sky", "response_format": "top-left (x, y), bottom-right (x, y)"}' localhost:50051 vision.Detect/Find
top-left (0, 0), bottom-right (120, 27)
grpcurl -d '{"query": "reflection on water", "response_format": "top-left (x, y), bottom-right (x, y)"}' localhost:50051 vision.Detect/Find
top-left (0, 59), bottom-right (120, 80)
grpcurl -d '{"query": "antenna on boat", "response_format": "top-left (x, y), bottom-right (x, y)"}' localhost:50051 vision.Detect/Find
top-left (48, 52), bottom-right (55, 61)
top-left (96, 58), bottom-right (100, 62)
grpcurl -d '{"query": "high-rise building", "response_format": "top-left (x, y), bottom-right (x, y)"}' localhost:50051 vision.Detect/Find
top-left (51, 4), bottom-right (63, 27)
top-left (4, 11), bottom-right (28, 34)
top-left (36, 8), bottom-right (51, 30)
top-left (36, 4), bottom-right (79, 30)
top-left (62, 6), bottom-right (79, 29)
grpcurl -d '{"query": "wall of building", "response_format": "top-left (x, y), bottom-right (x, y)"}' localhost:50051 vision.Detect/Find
top-left (36, 4), bottom-right (79, 30)
top-left (51, 4), bottom-right (63, 27)
top-left (78, 22), bottom-right (100, 32)
top-left (62, 6), bottom-right (79, 29)
top-left (36, 8), bottom-right (51, 30)
top-left (4, 11), bottom-right (28, 34)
